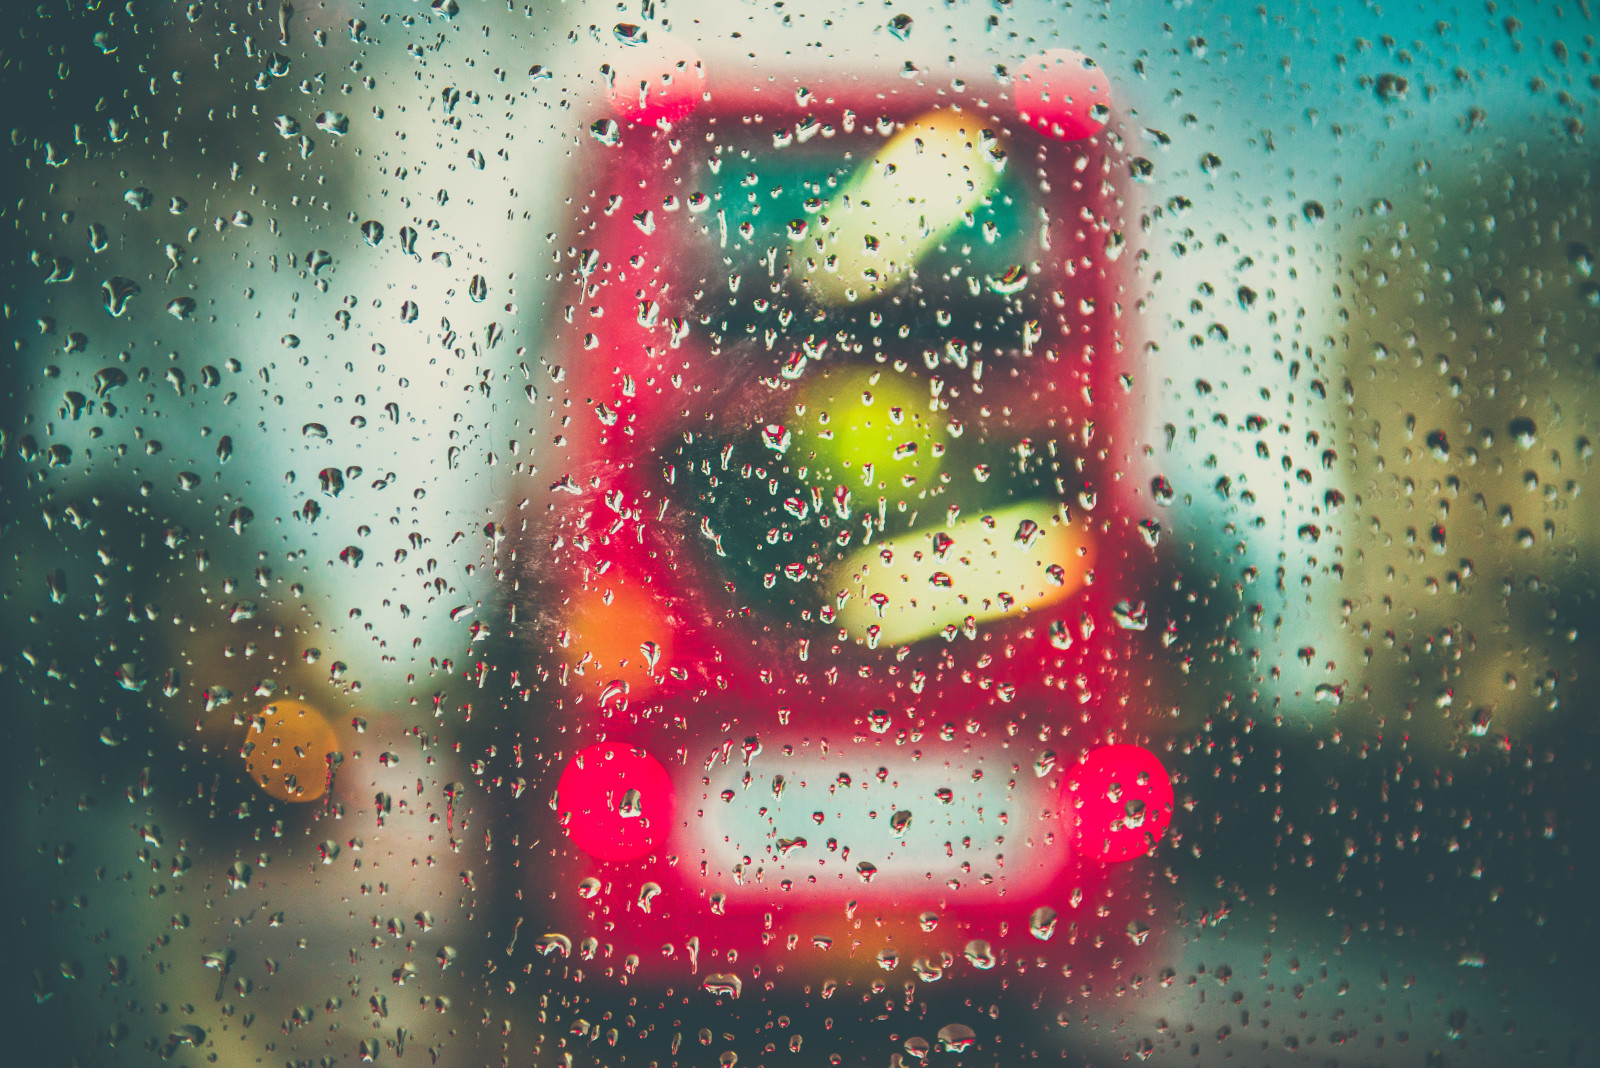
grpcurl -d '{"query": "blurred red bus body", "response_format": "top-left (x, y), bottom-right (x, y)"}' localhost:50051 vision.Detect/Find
top-left (519, 56), bottom-right (1175, 990)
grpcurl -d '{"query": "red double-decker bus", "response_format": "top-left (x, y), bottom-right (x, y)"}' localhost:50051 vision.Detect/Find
top-left (516, 46), bottom-right (1174, 991)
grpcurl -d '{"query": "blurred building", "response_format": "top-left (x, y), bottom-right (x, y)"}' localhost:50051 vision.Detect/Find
top-left (1339, 141), bottom-right (1600, 754)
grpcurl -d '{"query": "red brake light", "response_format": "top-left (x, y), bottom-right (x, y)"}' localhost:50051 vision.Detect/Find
top-left (1064, 745), bottom-right (1174, 864)
top-left (557, 743), bottom-right (676, 862)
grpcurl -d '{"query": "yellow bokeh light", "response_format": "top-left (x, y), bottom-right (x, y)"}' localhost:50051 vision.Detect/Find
top-left (793, 366), bottom-right (944, 493)
top-left (242, 700), bottom-right (341, 803)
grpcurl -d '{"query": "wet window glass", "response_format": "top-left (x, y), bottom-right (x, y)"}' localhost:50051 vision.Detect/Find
top-left (4, 2), bottom-right (1595, 1066)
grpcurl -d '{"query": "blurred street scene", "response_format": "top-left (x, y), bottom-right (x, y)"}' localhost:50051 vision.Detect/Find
top-left (3, 2), bottom-right (1596, 1066)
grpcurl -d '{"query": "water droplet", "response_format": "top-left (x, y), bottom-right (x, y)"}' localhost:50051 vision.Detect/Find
top-left (101, 277), bottom-right (140, 317)
top-left (534, 933), bottom-right (572, 957)
top-left (617, 787), bottom-right (644, 819)
top-left (227, 861), bottom-right (252, 889)
top-left (702, 973), bottom-right (742, 998)
top-left (986, 264), bottom-right (1029, 294)
top-left (1375, 73), bottom-right (1409, 101)
top-left (761, 424), bottom-right (791, 454)
top-left (1048, 619), bottom-right (1073, 651)
top-left (1568, 242), bottom-right (1594, 277)
top-left (1112, 600), bottom-right (1149, 631)
top-left (937, 1024), bottom-right (977, 1052)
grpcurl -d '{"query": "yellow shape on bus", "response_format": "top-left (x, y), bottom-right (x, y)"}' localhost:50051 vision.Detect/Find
top-left (831, 500), bottom-right (1092, 646)
top-left (797, 109), bottom-right (1004, 305)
